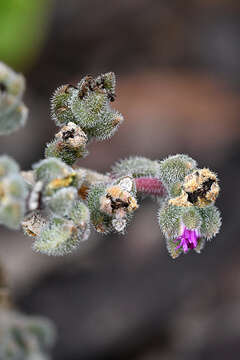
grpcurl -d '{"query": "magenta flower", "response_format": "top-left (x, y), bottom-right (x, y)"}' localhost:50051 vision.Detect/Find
top-left (175, 224), bottom-right (201, 253)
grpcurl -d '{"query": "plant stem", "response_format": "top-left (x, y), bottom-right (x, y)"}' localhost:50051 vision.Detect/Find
top-left (135, 177), bottom-right (167, 197)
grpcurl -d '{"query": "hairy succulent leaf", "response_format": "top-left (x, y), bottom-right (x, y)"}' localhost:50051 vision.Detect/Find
top-left (159, 154), bottom-right (197, 193)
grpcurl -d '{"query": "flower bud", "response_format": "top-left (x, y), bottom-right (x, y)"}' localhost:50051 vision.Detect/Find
top-left (183, 168), bottom-right (220, 207)
top-left (199, 205), bottom-right (222, 240)
top-left (87, 111), bottom-right (123, 141)
top-left (0, 62), bottom-right (25, 98)
top-left (68, 200), bottom-right (90, 241)
top-left (46, 187), bottom-right (78, 217)
top-left (87, 175), bottom-right (138, 234)
top-left (33, 158), bottom-right (73, 183)
top-left (181, 207), bottom-right (202, 230)
top-left (0, 155), bottom-right (19, 178)
top-left (0, 200), bottom-right (25, 230)
top-left (0, 103), bottom-right (28, 135)
top-left (70, 88), bottom-right (108, 128)
top-left (158, 200), bottom-right (221, 258)
top-left (159, 154), bottom-right (197, 193)
top-left (87, 183), bottom-right (112, 234)
top-left (45, 122), bottom-right (88, 165)
top-left (33, 217), bottom-right (81, 256)
top-left (50, 84), bottom-right (76, 126)
top-left (158, 202), bottom-right (183, 240)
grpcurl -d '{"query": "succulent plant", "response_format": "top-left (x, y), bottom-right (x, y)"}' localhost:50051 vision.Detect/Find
top-left (0, 62), bottom-right (221, 259)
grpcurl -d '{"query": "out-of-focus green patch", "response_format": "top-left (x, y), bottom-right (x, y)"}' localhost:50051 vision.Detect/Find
top-left (0, 0), bottom-right (52, 70)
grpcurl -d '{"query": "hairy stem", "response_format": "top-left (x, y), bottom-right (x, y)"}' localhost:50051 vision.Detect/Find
top-left (135, 177), bottom-right (167, 197)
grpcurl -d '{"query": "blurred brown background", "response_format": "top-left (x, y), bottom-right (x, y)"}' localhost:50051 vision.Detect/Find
top-left (1, 1), bottom-right (240, 359)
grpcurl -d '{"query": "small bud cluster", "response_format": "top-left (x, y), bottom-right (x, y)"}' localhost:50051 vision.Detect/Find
top-left (45, 121), bottom-right (89, 165)
top-left (158, 155), bottom-right (221, 258)
top-left (0, 308), bottom-right (55, 360)
top-left (47, 72), bottom-right (123, 165)
top-left (0, 156), bottom-right (28, 229)
top-left (88, 176), bottom-right (138, 234)
top-left (0, 62), bottom-right (28, 135)
top-left (22, 158), bottom-right (90, 256)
